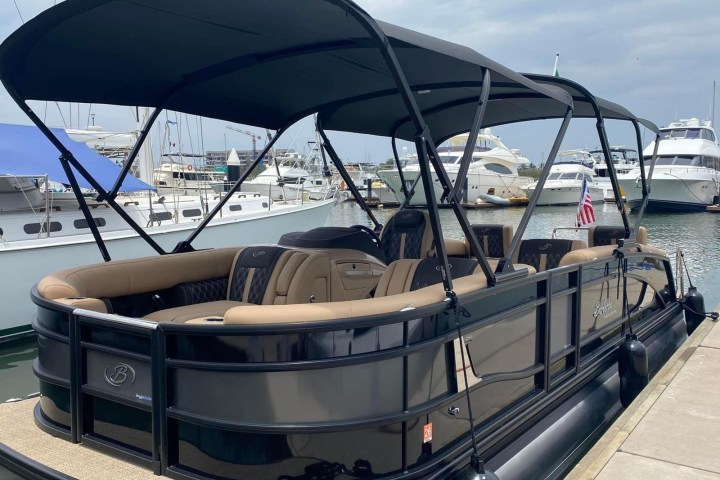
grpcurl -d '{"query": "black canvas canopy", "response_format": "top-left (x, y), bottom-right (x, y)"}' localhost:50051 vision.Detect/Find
top-left (524, 74), bottom-right (660, 134)
top-left (0, 0), bottom-right (572, 142)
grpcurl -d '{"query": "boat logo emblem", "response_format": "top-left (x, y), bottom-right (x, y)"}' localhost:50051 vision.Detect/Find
top-left (104, 363), bottom-right (136, 387)
top-left (252, 250), bottom-right (266, 258)
top-left (538, 243), bottom-right (553, 251)
top-left (435, 264), bottom-right (452, 271)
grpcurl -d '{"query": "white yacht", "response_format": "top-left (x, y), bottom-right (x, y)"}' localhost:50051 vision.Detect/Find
top-left (523, 150), bottom-right (603, 205)
top-left (0, 124), bottom-right (335, 338)
top-left (588, 147), bottom-right (638, 201)
top-left (617, 118), bottom-right (720, 211)
top-left (241, 153), bottom-right (337, 201)
top-left (153, 161), bottom-right (225, 194)
top-left (376, 130), bottom-right (533, 205)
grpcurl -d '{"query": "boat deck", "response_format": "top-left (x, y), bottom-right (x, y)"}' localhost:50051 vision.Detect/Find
top-left (0, 400), bottom-right (156, 479)
top-left (568, 313), bottom-right (720, 479)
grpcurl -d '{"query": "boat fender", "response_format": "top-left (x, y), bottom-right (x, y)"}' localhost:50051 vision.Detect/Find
top-left (618, 333), bottom-right (648, 408)
top-left (682, 287), bottom-right (718, 334)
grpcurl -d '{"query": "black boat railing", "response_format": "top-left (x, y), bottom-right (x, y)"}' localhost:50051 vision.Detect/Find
top-left (30, 248), bottom-right (682, 478)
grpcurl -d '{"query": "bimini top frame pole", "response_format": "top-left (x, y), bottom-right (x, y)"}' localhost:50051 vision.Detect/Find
top-left (524, 74), bottom-right (661, 243)
top-left (632, 123), bottom-right (661, 233)
top-left (498, 106), bottom-right (574, 274)
top-left (0, 83), bottom-right (166, 261)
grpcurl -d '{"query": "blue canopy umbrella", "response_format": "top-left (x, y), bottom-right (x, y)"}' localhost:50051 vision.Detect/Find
top-left (0, 123), bottom-right (154, 191)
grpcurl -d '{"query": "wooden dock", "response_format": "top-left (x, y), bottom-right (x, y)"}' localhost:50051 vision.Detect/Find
top-left (567, 314), bottom-right (720, 479)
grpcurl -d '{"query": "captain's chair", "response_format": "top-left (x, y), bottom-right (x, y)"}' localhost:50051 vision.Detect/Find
top-left (380, 209), bottom-right (434, 264)
top-left (588, 225), bottom-right (648, 247)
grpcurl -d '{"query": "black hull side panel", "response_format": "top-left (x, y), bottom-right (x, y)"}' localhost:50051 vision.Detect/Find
top-left (486, 311), bottom-right (686, 480)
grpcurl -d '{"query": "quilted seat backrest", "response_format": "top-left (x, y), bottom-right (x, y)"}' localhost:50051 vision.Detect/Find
top-left (227, 246), bottom-right (331, 305)
top-left (466, 224), bottom-right (513, 258)
top-left (514, 239), bottom-right (587, 272)
top-left (380, 209), bottom-right (434, 264)
top-left (588, 225), bottom-right (648, 247)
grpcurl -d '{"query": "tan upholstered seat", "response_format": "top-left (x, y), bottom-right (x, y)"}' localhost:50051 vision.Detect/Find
top-left (464, 224), bottom-right (513, 258)
top-left (37, 246), bottom-right (332, 323)
top-left (374, 257), bottom-right (483, 297)
top-left (587, 225), bottom-right (648, 247)
top-left (513, 239), bottom-right (587, 272)
top-left (380, 209), bottom-right (434, 263)
top-left (148, 246), bottom-right (331, 322)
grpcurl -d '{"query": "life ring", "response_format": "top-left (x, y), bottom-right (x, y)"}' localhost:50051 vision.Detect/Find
top-left (187, 165), bottom-right (193, 171)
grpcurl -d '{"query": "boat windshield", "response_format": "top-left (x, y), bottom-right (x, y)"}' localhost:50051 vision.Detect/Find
top-left (441, 155), bottom-right (461, 165)
top-left (548, 173), bottom-right (562, 180)
top-left (559, 173), bottom-right (579, 180)
top-left (645, 155), bottom-right (700, 166)
top-left (662, 128), bottom-right (715, 141)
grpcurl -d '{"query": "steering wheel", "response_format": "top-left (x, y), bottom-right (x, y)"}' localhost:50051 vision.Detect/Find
top-left (350, 224), bottom-right (382, 249)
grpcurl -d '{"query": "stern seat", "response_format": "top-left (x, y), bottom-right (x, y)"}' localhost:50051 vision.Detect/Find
top-left (144, 246), bottom-right (331, 322)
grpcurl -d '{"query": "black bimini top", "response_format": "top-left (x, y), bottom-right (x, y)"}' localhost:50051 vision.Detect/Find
top-left (524, 74), bottom-right (660, 135)
top-left (0, 0), bottom-right (573, 142)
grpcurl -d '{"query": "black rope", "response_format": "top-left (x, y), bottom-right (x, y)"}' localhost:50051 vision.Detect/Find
top-left (678, 250), bottom-right (695, 290)
top-left (450, 292), bottom-right (487, 474)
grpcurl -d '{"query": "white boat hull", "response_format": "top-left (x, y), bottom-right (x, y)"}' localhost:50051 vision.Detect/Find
top-left (525, 184), bottom-right (604, 206)
top-left (377, 170), bottom-right (531, 205)
top-left (0, 199), bottom-right (335, 336)
top-left (618, 169), bottom-right (719, 211)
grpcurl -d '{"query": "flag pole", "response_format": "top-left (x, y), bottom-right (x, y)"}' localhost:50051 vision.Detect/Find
top-left (553, 52), bottom-right (560, 77)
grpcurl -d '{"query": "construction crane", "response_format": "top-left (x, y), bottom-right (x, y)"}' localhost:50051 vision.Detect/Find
top-left (225, 126), bottom-right (262, 160)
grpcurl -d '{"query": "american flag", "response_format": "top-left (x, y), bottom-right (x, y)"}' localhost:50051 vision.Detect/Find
top-left (576, 178), bottom-right (596, 226)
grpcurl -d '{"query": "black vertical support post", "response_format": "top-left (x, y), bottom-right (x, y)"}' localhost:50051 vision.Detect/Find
top-left (401, 320), bottom-right (409, 471)
top-left (366, 178), bottom-right (373, 201)
top-left (106, 107), bottom-right (163, 200)
top-left (180, 127), bottom-right (286, 247)
top-left (573, 266), bottom-right (582, 374)
top-left (447, 69), bottom-right (491, 203)
top-left (501, 107), bottom-right (573, 274)
top-left (391, 135), bottom-right (410, 199)
top-left (69, 314), bottom-right (82, 444)
top-left (595, 118), bottom-right (630, 237)
top-left (151, 328), bottom-right (166, 475)
top-left (543, 273), bottom-right (552, 393)
top-left (633, 125), bottom-right (659, 233)
top-left (317, 123), bottom-right (382, 230)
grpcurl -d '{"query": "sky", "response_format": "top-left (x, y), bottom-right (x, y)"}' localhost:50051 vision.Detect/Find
top-left (1, 0), bottom-right (719, 166)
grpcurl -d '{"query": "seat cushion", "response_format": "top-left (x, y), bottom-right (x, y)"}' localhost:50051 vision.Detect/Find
top-left (143, 300), bottom-right (250, 323)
